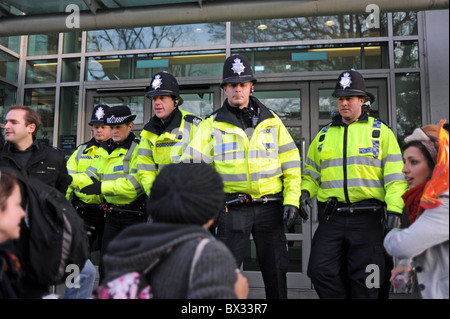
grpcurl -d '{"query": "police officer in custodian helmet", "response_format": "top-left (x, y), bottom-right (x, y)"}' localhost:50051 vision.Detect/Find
top-left (302, 69), bottom-right (408, 298)
top-left (182, 54), bottom-right (306, 299)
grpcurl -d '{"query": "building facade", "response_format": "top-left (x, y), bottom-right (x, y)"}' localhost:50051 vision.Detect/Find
top-left (1, 8), bottom-right (449, 292)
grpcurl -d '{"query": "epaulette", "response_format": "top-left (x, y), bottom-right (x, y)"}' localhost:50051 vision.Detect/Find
top-left (372, 117), bottom-right (392, 131)
top-left (184, 114), bottom-right (203, 126)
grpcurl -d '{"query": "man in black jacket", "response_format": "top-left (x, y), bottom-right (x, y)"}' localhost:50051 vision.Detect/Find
top-left (1, 104), bottom-right (69, 298)
top-left (1, 105), bottom-right (68, 193)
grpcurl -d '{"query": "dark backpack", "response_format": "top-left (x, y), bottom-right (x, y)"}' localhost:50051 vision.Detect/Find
top-left (13, 173), bottom-right (89, 286)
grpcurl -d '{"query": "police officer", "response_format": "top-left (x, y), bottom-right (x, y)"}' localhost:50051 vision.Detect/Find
top-left (67, 104), bottom-right (111, 249)
top-left (302, 70), bottom-right (408, 299)
top-left (71, 105), bottom-right (146, 283)
top-left (64, 104), bottom-right (111, 299)
top-left (137, 71), bottom-right (202, 196)
top-left (183, 54), bottom-right (305, 299)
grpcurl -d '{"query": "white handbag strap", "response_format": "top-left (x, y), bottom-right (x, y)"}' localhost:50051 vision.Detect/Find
top-left (188, 238), bottom-right (211, 286)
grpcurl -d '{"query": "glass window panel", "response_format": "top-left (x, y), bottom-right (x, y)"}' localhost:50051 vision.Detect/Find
top-left (62, 58), bottom-right (81, 82)
top-left (94, 95), bottom-right (145, 125)
top-left (87, 23), bottom-right (226, 52)
top-left (86, 51), bottom-right (225, 81)
top-left (24, 87), bottom-right (56, 146)
top-left (0, 36), bottom-right (21, 53)
top-left (59, 87), bottom-right (79, 159)
top-left (26, 59), bottom-right (57, 84)
top-left (177, 93), bottom-right (214, 119)
top-left (27, 34), bottom-right (59, 56)
top-left (0, 82), bottom-right (17, 120)
top-left (63, 32), bottom-right (82, 54)
top-left (252, 90), bottom-right (300, 121)
top-left (365, 87), bottom-right (380, 119)
top-left (231, 14), bottom-right (387, 43)
top-left (394, 41), bottom-right (419, 69)
top-left (395, 73), bottom-right (421, 147)
top-left (286, 126), bottom-right (302, 150)
top-left (318, 89), bottom-right (338, 119)
top-left (393, 12), bottom-right (418, 36)
top-left (233, 43), bottom-right (388, 73)
top-left (0, 51), bottom-right (19, 82)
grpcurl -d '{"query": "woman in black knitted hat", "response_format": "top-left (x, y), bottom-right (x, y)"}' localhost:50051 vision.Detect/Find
top-left (98, 162), bottom-right (248, 299)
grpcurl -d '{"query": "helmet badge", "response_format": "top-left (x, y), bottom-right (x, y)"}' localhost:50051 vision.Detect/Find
top-left (152, 74), bottom-right (163, 90)
top-left (95, 106), bottom-right (105, 120)
top-left (339, 72), bottom-right (352, 89)
top-left (231, 58), bottom-right (246, 75)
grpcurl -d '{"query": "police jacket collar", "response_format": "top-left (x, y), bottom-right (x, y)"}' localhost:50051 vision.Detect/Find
top-left (331, 111), bottom-right (369, 126)
top-left (101, 131), bottom-right (137, 154)
top-left (143, 107), bottom-right (182, 135)
top-left (214, 96), bottom-right (274, 127)
top-left (82, 137), bottom-right (102, 153)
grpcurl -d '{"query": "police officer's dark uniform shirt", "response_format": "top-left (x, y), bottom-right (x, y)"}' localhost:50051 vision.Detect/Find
top-left (225, 99), bottom-right (259, 131)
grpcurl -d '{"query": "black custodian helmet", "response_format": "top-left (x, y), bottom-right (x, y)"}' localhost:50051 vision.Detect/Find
top-left (145, 71), bottom-right (183, 106)
top-left (89, 104), bottom-right (110, 126)
top-left (332, 70), bottom-right (374, 102)
top-left (221, 54), bottom-right (257, 88)
top-left (104, 105), bottom-right (136, 125)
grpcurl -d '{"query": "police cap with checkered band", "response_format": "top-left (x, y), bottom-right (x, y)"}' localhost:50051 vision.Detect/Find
top-left (104, 105), bottom-right (136, 125)
top-left (145, 71), bottom-right (183, 106)
top-left (221, 54), bottom-right (257, 88)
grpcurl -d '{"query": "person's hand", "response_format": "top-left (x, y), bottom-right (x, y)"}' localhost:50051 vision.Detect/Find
top-left (283, 205), bottom-right (299, 229)
top-left (234, 269), bottom-right (249, 299)
top-left (385, 211), bottom-right (401, 233)
top-left (299, 190), bottom-right (312, 221)
top-left (390, 264), bottom-right (412, 283)
top-left (80, 177), bottom-right (102, 195)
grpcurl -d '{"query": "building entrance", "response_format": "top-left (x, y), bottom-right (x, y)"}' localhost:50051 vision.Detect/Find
top-left (84, 77), bottom-right (388, 292)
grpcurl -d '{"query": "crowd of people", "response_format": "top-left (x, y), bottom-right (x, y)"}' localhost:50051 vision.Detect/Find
top-left (0, 54), bottom-right (448, 299)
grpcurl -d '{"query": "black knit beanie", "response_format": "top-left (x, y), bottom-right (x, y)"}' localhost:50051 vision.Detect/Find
top-left (146, 162), bottom-right (225, 225)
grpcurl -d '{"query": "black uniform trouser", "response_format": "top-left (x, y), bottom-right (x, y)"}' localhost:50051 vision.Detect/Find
top-left (76, 203), bottom-right (106, 251)
top-left (307, 202), bottom-right (386, 299)
top-left (98, 209), bottom-right (147, 284)
top-left (216, 201), bottom-right (288, 299)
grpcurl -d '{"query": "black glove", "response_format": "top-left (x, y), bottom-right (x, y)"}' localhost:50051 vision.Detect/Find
top-left (283, 205), bottom-right (299, 229)
top-left (385, 211), bottom-right (401, 233)
top-left (80, 177), bottom-right (102, 195)
top-left (67, 174), bottom-right (73, 186)
top-left (299, 190), bottom-right (312, 221)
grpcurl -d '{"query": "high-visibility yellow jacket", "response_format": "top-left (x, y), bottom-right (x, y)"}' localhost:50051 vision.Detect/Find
top-left (182, 97), bottom-right (302, 208)
top-left (137, 108), bottom-right (202, 196)
top-left (301, 113), bottom-right (408, 214)
top-left (66, 138), bottom-right (104, 204)
top-left (71, 132), bottom-right (144, 206)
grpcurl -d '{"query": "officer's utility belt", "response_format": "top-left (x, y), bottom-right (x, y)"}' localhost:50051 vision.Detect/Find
top-left (101, 202), bottom-right (146, 216)
top-left (224, 193), bottom-right (283, 212)
top-left (72, 198), bottom-right (102, 213)
top-left (322, 198), bottom-right (384, 219)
